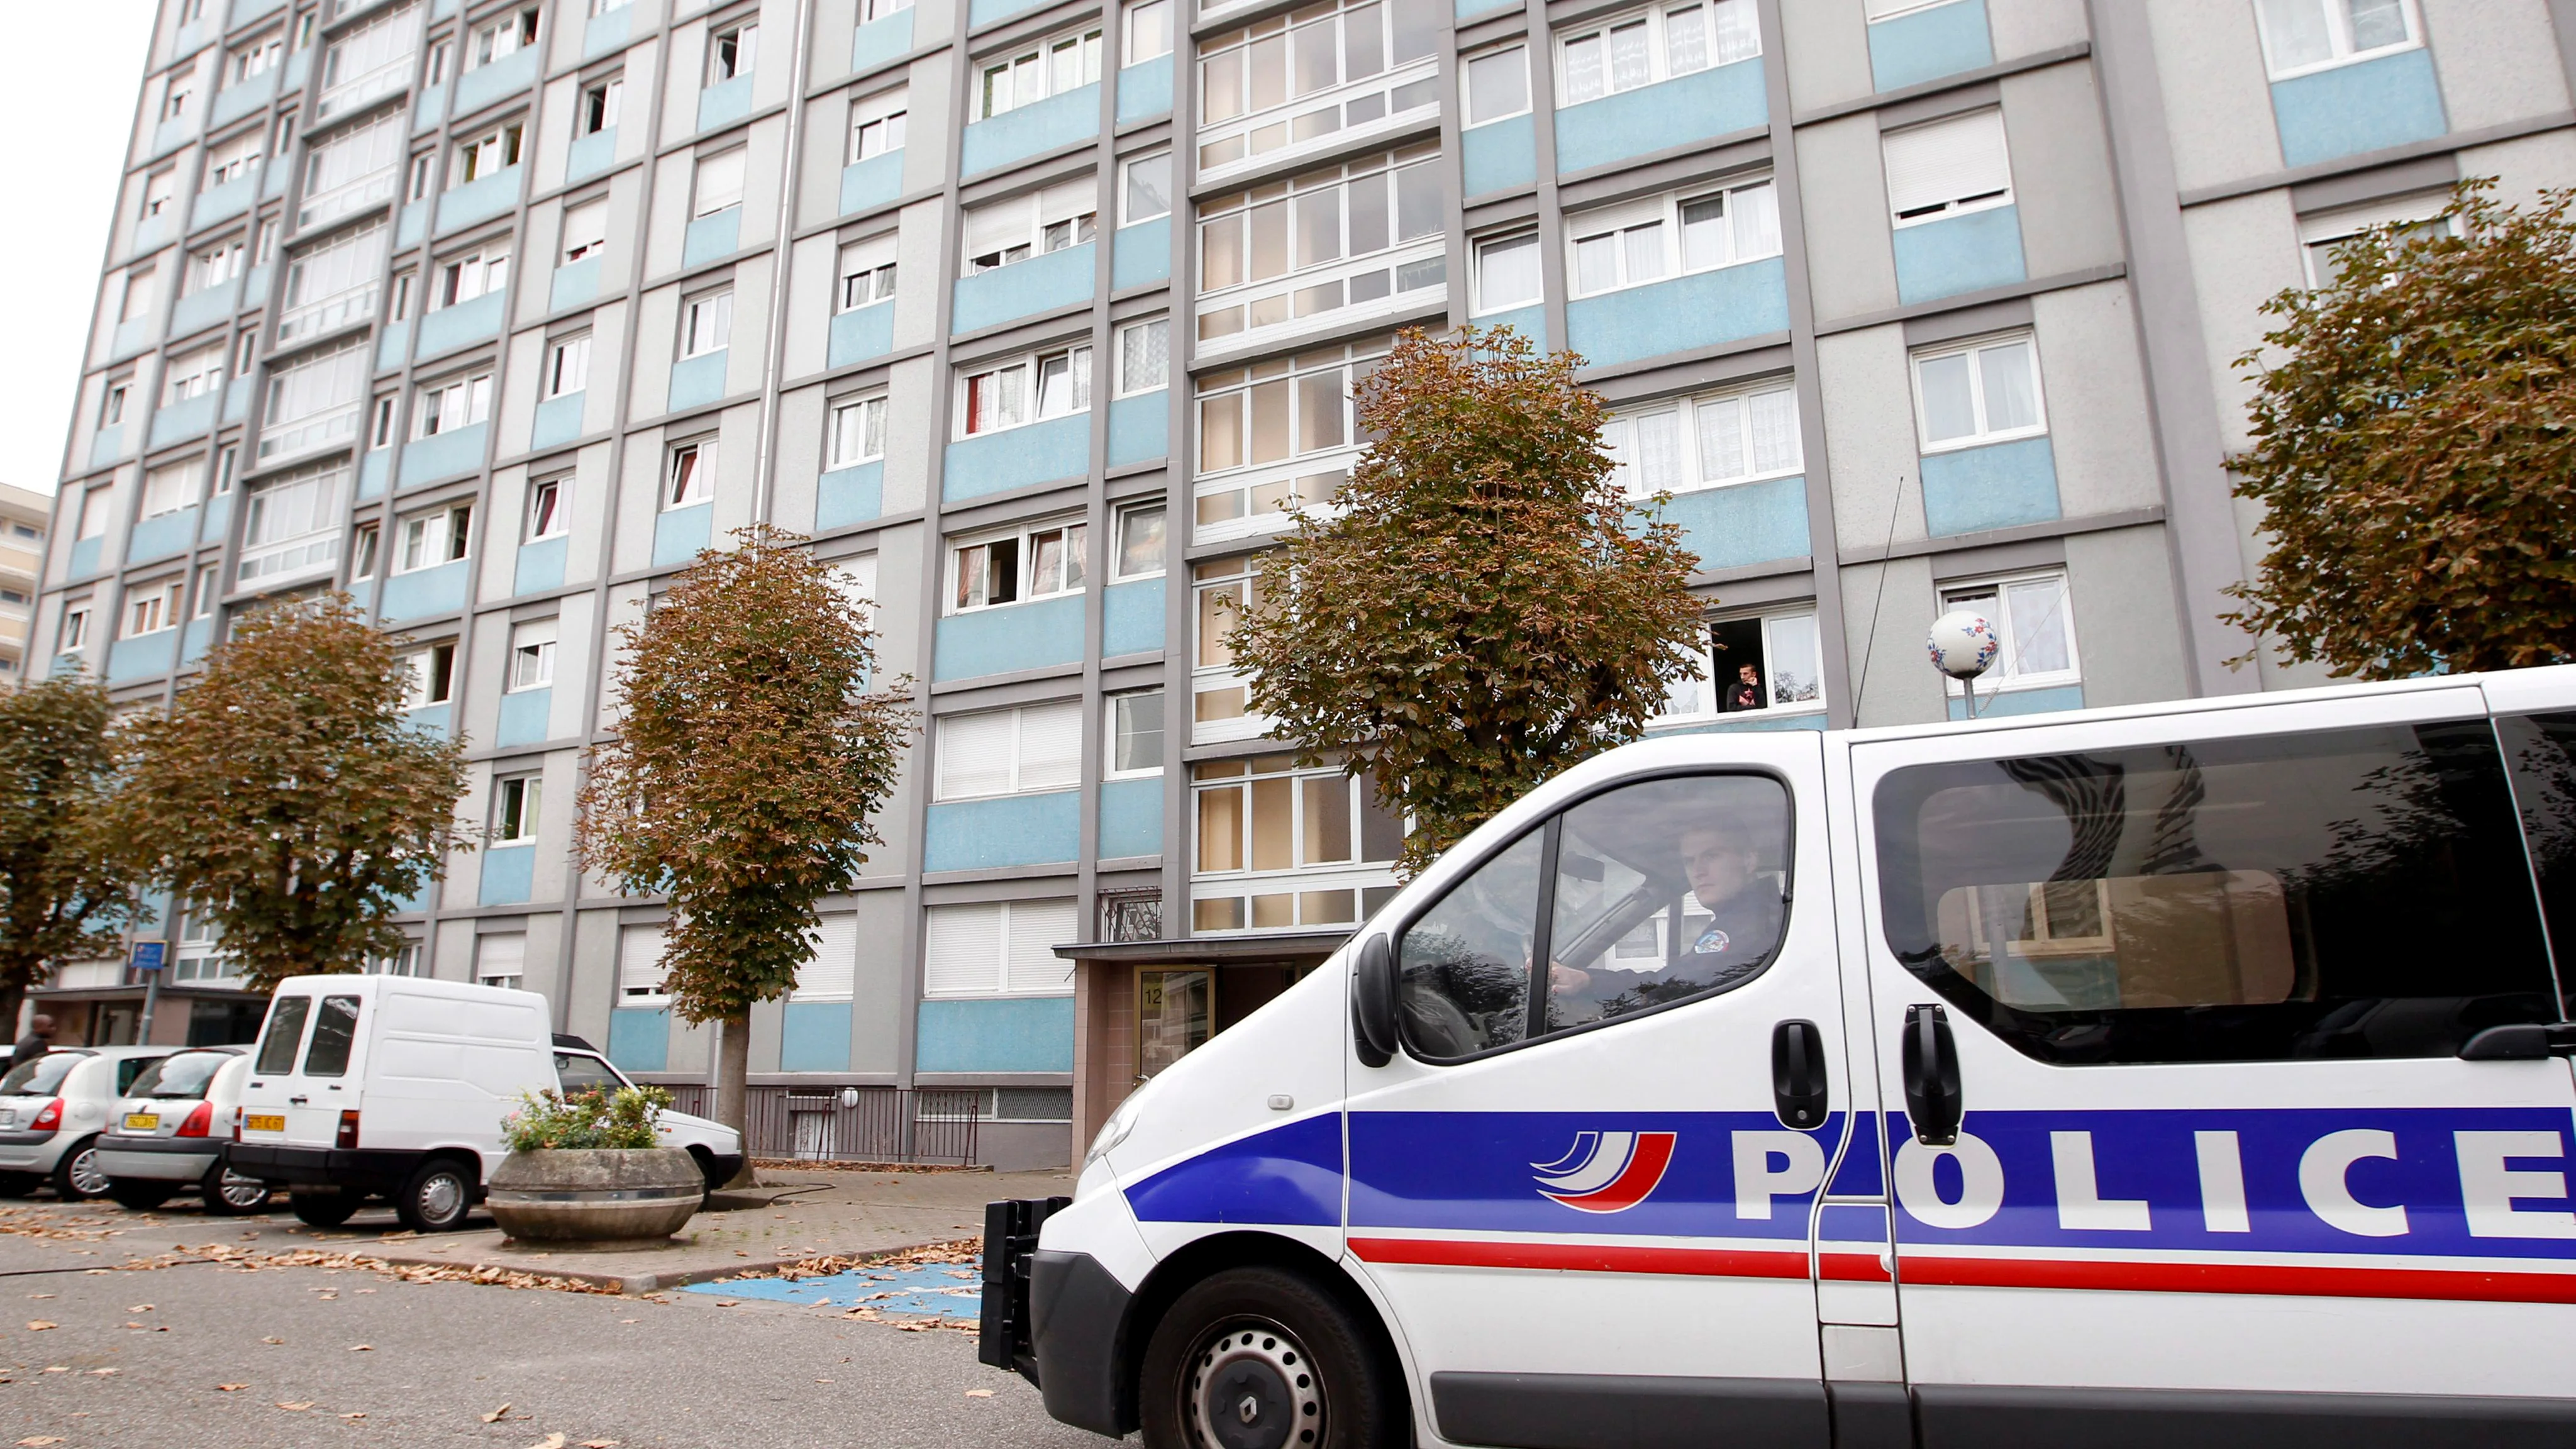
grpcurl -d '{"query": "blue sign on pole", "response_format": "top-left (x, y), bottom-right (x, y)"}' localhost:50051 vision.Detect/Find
top-left (130, 941), bottom-right (167, 972)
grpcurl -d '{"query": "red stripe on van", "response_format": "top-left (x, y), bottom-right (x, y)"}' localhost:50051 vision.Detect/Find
top-left (1349, 1237), bottom-right (1809, 1279)
top-left (1897, 1254), bottom-right (2576, 1305)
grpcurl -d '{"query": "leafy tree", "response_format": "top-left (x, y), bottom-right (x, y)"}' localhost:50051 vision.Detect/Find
top-left (0, 676), bottom-right (140, 1030)
top-left (114, 596), bottom-right (470, 993)
top-left (2223, 179), bottom-right (2576, 677)
top-left (576, 527), bottom-right (913, 1156)
top-left (1227, 326), bottom-right (1706, 874)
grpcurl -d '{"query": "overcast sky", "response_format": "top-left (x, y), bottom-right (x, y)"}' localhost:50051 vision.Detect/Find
top-left (1, 2), bottom-right (160, 500)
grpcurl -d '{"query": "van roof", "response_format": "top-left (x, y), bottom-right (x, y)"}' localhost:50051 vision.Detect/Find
top-left (268, 975), bottom-right (550, 1008)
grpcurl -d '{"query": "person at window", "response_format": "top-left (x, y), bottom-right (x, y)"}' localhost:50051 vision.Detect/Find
top-left (1724, 662), bottom-right (1764, 712)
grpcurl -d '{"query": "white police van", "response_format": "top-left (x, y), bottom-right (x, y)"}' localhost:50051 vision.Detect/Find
top-left (981, 666), bottom-right (2576, 1448)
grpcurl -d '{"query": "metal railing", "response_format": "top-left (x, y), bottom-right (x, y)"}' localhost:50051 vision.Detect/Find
top-left (661, 1084), bottom-right (981, 1166)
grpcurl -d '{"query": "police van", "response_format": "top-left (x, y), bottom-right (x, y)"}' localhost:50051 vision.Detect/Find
top-left (981, 665), bottom-right (2576, 1448)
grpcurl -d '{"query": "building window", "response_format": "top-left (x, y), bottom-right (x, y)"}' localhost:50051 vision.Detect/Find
top-left (237, 460), bottom-right (349, 584)
top-left (389, 269), bottom-right (416, 320)
top-left (475, 932), bottom-right (526, 992)
top-left (1124, 0), bottom-right (1172, 63)
top-left (582, 77), bottom-right (623, 135)
top-left (1199, 0), bottom-right (1439, 172)
top-left (960, 345), bottom-right (1091, 436)
top-left (1114, 501), bottom-right (1166, 577)
top-left (2299, 191), bottom-right (2453, 289)
top-left (140, 459), bottom-right (203, 519)
top-left (230, 31), bottom-right (285, 82)
top-left (1883, 109), bottom-right (2011, 226)
top-left (125, 579), bottom-right (184, 638)
top-left (277, 219), bottom-right (391, 340)
top-left (118, 265), bottom-right (158, 323)
top-left (526, 478), bottom-right (567, 540)
top-left (299, 112), bottom-right (403, 230)
top-left (1557, 0), bottom-right (1758, 105)
top-left (562, 197), bottom-right (609, 264)
top-left (618, 924), bottom-right (667, 1001)
top-left (350, 521), bottom-right (380, 579)
top-left (694, 147), bottom-right (747, 217)
top-left (1472, 231), bottom-right (1541, 313)
top-left (164, 347), bottom-right (226, 405)
top-left (140, 169), bottom-right (176, 220)
top-left (364, 941), bottom-right (423, 977)
top-left (668, 440), bottom-right (715, 508)
top-left (962, 180), bottom-right (1096, 274)
top-left (57, 607), bottom-right (90, 653)
top-left (682, 290), bottom-right (734, 357)
top-left (979, 28), bottom-right (1103, 119)
top-left (400, 640), bottom-right (456, 706)
top-left (504, 619), bottom-right (555, 693)
top-left (1603, 379), bottom-right (1801, 499)
top-left (369, 394), bottom-right (398, 448)
top-left (100, 382), bottom-right (130, 428)
top-left (1567, 177), bottom-right (1779, 297)
top-left (1912, 332), bottom-right (2045, 452)
top-left (1659, 609), bottom-right (1824, 719)
top-left (949, 517), bottom-right (1086, 612)
top-left (204, 128), bottom-right (265, 189)
top-left (1192, 336), bottom-right (1383, 535)
top-left (467, 6), bottom-right (540, 69)
top-left (865, 0), bottom-right (913, 19)
top-left (433, 244), bottom-right (509, 309)
top-left (1191, 755), bottom-right (1402, 931)
top-left (2253, 0), bottom-right (2419, 79)
top-left (397, 502), bottom-right (473, 572)
top-left (545, 335), bottom-right (591, 398)
top-left (163, 77), bottom-right (194, 122)
top-left (411, 372), bottom-right (494, 438)
top-left (1191, 553), bottom-right (1264, 740)
top-left (425, 38), bottom-right (452, 86)
top-left (317, 1), bottom-right (424, 117)
top-left (1108, 691), bottom-right (1165, 776)
top-left (1120, 152), bottom-right (1171, 225)
top-left (491, 775), bottom-right (541, 843)
top-left (1196, 148), bottom-right (1443, 347)
top-left (935, 700), bottom-right (1080, 799)
top-left (828, 554), bottom-right (877, 622)
top-left (1464, 46), bottom-right (1530, 125)
top-left (1940, 571), bottom-right (2079, 697)
top-left (838, 235), bottom-right (898, 310)
top-left (259, 340), bottom-right (370, 462)
top-left (830, 396), bottom-right (888, 468)
top-left (1117, 318), bottom-right (1169, 394)
top-left (708, 19), bottom-right (759, 83)
top-left (73, 486), bottom-right (111, 542)
top-left (851, 88), bottom-right (908, 160)
top-left (189, 236), bottom-right (247, 294)
top-left (924, 899), bottom-right (1077, 997)
top-left (214, 445), bottom-right (239, 494)
top-left (191, 564), bottom-right (220, 618)
top-left (452, 122), bottom-right (525, 185)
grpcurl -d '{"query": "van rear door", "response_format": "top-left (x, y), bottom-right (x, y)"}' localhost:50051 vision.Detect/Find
top-left (1853, 686), bottom-right (2576, 1436)
top-left (250, 990), bottom-right (367, 1149)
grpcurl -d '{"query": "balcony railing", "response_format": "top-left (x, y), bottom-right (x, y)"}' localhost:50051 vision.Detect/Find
top-left (297, 166), bottom-right (397, 231)
top-left (275, 282), bottom-right (380, 342)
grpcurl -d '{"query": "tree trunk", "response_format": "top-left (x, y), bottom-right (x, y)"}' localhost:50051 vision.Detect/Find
top-left (714, 1014), bottom-right (757, 1189)
top-left (0, 982), bottom-right (23, 1045)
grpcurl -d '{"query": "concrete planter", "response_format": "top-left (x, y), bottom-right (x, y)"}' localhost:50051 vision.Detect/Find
top-left (485, 1147), bottom-right (704, 1243)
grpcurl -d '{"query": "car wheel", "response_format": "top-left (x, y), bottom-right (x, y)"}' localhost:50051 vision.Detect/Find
top-left (287, 1187), bottom-right (362, 1228)
top-left (1137, 1266), bottom-right (1405, 1449)
top-left (394, 1158), bottom-right (476, 1234)
top-left (105, 1180), bottom-right (176, 1211)
top-left (200, 1163), bottom-right (272, 1216)
top-left (52, 1138), bottom-right (108, 1201)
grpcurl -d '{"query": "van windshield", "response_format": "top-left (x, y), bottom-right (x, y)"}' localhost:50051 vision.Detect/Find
top-left (0, 1052), bottom-right (91, 1097)
top-left (255, 997), bottom-right (311, 1075)
top-left (130, 1052), bottom-right (228, 1100)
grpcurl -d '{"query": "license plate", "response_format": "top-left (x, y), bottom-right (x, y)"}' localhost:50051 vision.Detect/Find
top-left (123, 1113), bottom-right (160, 1132)
top-left (243, 1114), bottom-right (286, 1133)
top-left (0, 1110), bottom-right (13, 1128)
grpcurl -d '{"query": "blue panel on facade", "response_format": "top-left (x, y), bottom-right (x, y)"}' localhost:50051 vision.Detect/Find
top-left (1102, 576), bottom-right (1164, 657)
top-left (399, 423), bottom-right (487, 489)
top-left (198, 491), bottom-right (233, 544)
top-left (583, 6), bottom-right (630, 60)
top-left (838, 150), bottom-right (904, 216)
top-left (654, 503), bottom-right (716, 568)
top-left (669, 350), bottom-right (730, 411)
top-left (151, 114), bottom-right (198, 160)
top-left (130, 216), bottom-right (172, 258)
top-left (1564, 256), bottom-right (1788, 369)
top-left (550, 257), bottom-right (601, 311)
top-left (1950, 682), bottom-right (2084, 720)
top-left (1868, 0), bottom-right (1993, 92)
top-left (435, 164), bottom-right (522, 235)
top-left (607, 1009), bottom-right (670, 1073)
top-left (479, 845), bottom-right (535, 906)
top-left (1653, 476), bottom-right (1809, 572)
top-left (379, 558), bottom-right (471, 619)
top-left (85, 429), bottom-right (123, 473)
top-left (147, 392), bottom-right (218, 451)
top-left (453, 46), bottom-right (538, 117)
top-left (182, 618), bottom-right (213, 666)
top-left (567, 128), bottom-right (617, 182)
top-left (1099, 776), bottom-right (1163, 860)
top-left (780, 1002), bottom-right (853, 1072)
top-left (1107, 390), bottom-right (1167, 465)
top-left (696, 75), bottom-right (754, 135)
top-left (210, 71), bottom-right (279, 128)
top-left (915, 997), bottom-right (1075, 1074)
top-left (514, 536), bottom-right (567, 596)
top-left (941, 413), bottom-right (1090, 502)
top-left (402, 702), bottom-right (452, 736)
top-left (932, 592), bottom-right (1085, 680)
top-left (953, 243), bottom-right (1096, 335)
top-left (1918, 435), bottom-right (2060, 536)
top-left (2270, 48), bottom-right (2447, 169)
top-left (1462, 114), bottom-right (1536, 196)
top-left (683, 206), bottom-right (742, 268)
top-left (224, 373), bottom-right (253, 423)
top-left (1117, 55), bottom-right (1173, 124)
top-left (531, 393), bottom-right (585, 451)
top-left (1553, 58), bottom-right (1765, 175)
top-left (1473, 304), bottom-right (1546, 348)
top-left (1111, 218), bottom-right (1170, 291)
top-left (416, 289), bottom-right (504, 358)
top-left (962, 84), bottom-right (1101, 177)
top-left (414, 87), bottom-right (447, 133)
top-left (1891, 203), bottom-right (2026, 305)
top-left (1457, 0), bottom-right (1518, 18)
top-left (106, 633), bottom-right (178, 684)
top-left (852, 7), bottom-right (914, 74)
top-left (828, 301), bottom-right (896, 369)
top-left (817, 461), bottom-right (884, 531)
top-left (357, 448), bottom-right (391, 499)
top-left (969, 0), bottom-right (1051, 26)
top-left (396, 197), bottom-right (428, 248)
top-left (168, 277), bottom-right (241, 340)
top-left (924, 791), bottom-right (1080, 872)
top-left (495, 686), bottom-right (552, 747)
top-left (110, 318), bottom-right (152, 361)
top-left (128, 507), bottom-right (198, 563)
top-left (376, 319), bottom-right (413, 372)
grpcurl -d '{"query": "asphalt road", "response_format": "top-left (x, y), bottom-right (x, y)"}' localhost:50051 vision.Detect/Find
top-left (0, 1214), bottom-right (1115, 1448)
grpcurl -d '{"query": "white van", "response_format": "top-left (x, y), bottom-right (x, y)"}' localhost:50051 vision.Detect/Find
top-left (982, 667), bottom-right (2576, 1447)
top-left (225, 975), bottom-right (744, 1232)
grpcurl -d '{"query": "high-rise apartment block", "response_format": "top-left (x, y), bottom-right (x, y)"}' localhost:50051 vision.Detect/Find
top-left (35, 0), bottom-right (2575, 1161)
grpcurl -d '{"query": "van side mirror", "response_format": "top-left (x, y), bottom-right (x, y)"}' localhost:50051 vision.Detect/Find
top-left (1352, 935), bottom-right (1397, 1067)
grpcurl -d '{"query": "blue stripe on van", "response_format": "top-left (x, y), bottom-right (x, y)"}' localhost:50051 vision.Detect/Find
top-left (1124, 1113), bottom-right (1343, 1226)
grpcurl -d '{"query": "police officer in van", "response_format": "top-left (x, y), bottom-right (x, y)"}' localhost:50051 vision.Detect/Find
top-left (1544, 824), bottom-right (1785, 1024)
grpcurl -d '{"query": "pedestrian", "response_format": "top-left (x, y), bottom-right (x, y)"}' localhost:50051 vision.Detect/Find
top-left (6, 1013), bottom-right (55, 1077)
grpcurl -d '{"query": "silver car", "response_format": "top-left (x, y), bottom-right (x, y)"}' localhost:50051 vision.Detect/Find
top-left (0, 1046), bottom-right (174, 1200)
top-left (93, 1049), bottom-right (272, 1214)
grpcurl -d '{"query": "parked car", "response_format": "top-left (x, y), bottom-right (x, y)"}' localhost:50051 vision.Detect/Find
top-left (224, 975), bottom-right (745, 1233)
top-left (92, 1048), bottom-right (272, 1214)
top-left (0, 1046), bottom-right (176, 1200)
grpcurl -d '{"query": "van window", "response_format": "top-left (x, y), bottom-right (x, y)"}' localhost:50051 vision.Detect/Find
top-left (1400, 828), bottom-right (1541, 1057)
top-left (255, 996), bottom-right (313, 1074)
top-left (2497, 711), bottom-right (2576, 1018)
top-left (1874, 719), bottom-right (2557, 1064)
top-left (301, 995), bottom-right (363, 1077)
top-left (555, 1052), bottom-right (627, 1096)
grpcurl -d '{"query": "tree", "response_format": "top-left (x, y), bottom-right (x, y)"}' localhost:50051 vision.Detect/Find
top-left (2223, 179), bottom-right (2576, 677)
top-left (114, 596), bottom-right (470, 993)
top-left (575, 527), bottom-right (913, 1158)
top-left (0, 676), bottom-right (140, 1030)
top-left (1226, 326), bottom-right (1706, 874)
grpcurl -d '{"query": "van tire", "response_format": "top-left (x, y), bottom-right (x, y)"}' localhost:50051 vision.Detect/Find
top-left (394, 1157), bottom-right (477, 1234)
top-left (199, 1163), bottom-right (272, 1216)
top-left (288, 1187), bottom-right (362, 1228)
top-left (51, 1137), bottom-right (106, 1201)
top-left (1137, 1265), bottom-right (1405, 1449)
top-left (105, 1180), bottom-right (176, 1211)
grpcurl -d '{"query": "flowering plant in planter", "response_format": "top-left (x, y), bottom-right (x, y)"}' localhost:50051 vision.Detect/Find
top-left (501, 1085), bottom-right (672, 1152)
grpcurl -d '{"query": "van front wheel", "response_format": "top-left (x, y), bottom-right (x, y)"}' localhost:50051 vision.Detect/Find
top-left (1138, 1266), bottom-right (1404, 1449)
top-left (288, 1187), bottom-right (362, 1228)
top-left (394, 1158), bottom-right (476, 1234)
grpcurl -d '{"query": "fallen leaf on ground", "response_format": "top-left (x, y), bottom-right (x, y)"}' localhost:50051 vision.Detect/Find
top-left (25, 1294), bottom-right (53, 1299)
top-left (348, 1343), bottom-right (372, 1351)
top-left (528, 1435), bottom-right (567, 1449)
top-left (580, 1440), bottom-right (620, 1448)
top-left (341, 1413), bottom-right (367, 1420)
top-left (126, 1304), bottom-right (153, 1313)
top-left (261, 1336), bottom-right (284, 1344)
top-left (87, 1367), bottom-right (117, 1376)
top-left (40, 1367), bottom-right (66, 1374)
top-left (276, 1401), bottom-right (314, 1411)
top-left (714, 1300), bottom-right (738, 1308)
top-left (965, 1389), bottom-right (996, 1398)
top-left (481, 1403), bottom-right (513, 1423)
top-left (19, 1436), bottom-right (66, 1445)
top-left (25, 1320), bottom-right (55, 1331)
top-left (617, 1319), bottom-right (638, 1324)
top-left (216, 1383), bottom-right (249, 1392)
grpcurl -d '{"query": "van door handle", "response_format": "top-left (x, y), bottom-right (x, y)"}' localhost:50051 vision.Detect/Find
top-left (287, 1095), bottom-right (308, 1106)
top-left (1770, 1020), bottom-right (1828, 1130)
top-left (1901, 1004), bottom-right (1962, 1146)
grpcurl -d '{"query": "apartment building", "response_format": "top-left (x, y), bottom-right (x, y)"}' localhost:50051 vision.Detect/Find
top-left (0, 485), bottom-right (47, 684)
top-left (36, 0), bottom-right (2576, 1161)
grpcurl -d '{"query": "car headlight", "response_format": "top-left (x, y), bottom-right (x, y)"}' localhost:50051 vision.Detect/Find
top-left (1084, 1089), bottom-right (1147, 1170)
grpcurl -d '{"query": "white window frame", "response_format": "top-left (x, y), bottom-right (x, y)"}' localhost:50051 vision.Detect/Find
top-left (1463, 45), bottom-right (1531, 126)
top-left (526, 476), bottom-right (569, 541)
top-left (396, 501), bottom-right (474, 572)
top-left (1106, 689), bottom-right (1165, 778)
top-left (431, 244), bottom-right (510, 310)
top-left (581, 76), bottom-right (625, 135)
top-left (1116, 318), bottom-right (1169, 395)
top-left (494, 775), bottom-right (542, 842)
top-left (1565, 177), bottom-right (1780, 299)
top-left (545, 333), bottom-right (592, 399)
top-left (451, 122), bottom-right (525, 186)
top-left (164, 346), bottom-right (227, 405)
top-left (838, 234), bottom-right (899, 312)
top-left (1193, 147), bottom-right (1445, 353)
top-left (1554, 0), bottom-right (1760, 107)
top-left (2297, 191), bottom-right (2454, 289)
top-left (1189, 553), bottom-right (1270, 743)
top-left (961, 179), bottom-right (1099, 275)
top-left (1187, 756), bottom-right (1401, 932)
top-left (1471, 230), bottom-right (1541, 314)
top-left (58, 606), bottom-right (91, 654)
top-left (947, 516), bottom-right (1089, 614)
top-left (618, 924), bottom-right (669, 1002)
top-left (140, 459), bottom-right (203, 519)
top-left (681, 290), bottom-right (734, 358)
top-left (561, 197), bottom-right (609, 264)
top-left (2252, 0), bottom-right (2423, 81)
top-left (1124, 0), bottom-right (1172, 64)
top-left (1119, 151), bottom-right (1172, 226)
top-left (125, 578), bottom-right (184, 638)
top-left (693, 147), bottom-right (747, 217)
top-left (795, 913), bottom-right (858, 1002)
top-left (1191, 338), bottom-right (1384, 543)
top-left (467, 6), bottom-right (540, 70)
top-left (933, 700), bottom-right (1083, 800)
top-left (957, 345), bottom-right (1092, 438)
top-left (850, 87), bottom-right (909, 162)
top-left (399, 640), bottom-right (457, 708)
top-left (976, 28), bottom-right (1103, 120)
top-left (1882, 108), bottom-right (2013, 228)
top-left (1939, 570), bottom-right (2081, 696)
top-left (1113, 500), bottom-right (1167, 579)
top-left (507, 618), bottom-right (557, 691)
top-left (1909, 330), bottom-right (2047, 453)
top-left (667, 439), bottom-right (716, 509)
top-left (830, 395), bottom-right (889, 469)
top-left (707, 18), bottom-right (760, 85)
top-left (1602, 378), bottom-right (1802, 500)
top-left (1654, 607), bottom-right (1826, 721)
top-left (410, 371), bottom-right (494, 439)
top-left (923, 899), bottom-right (1077, 998)
top-left (204, 127), bottom-right (265, 189)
